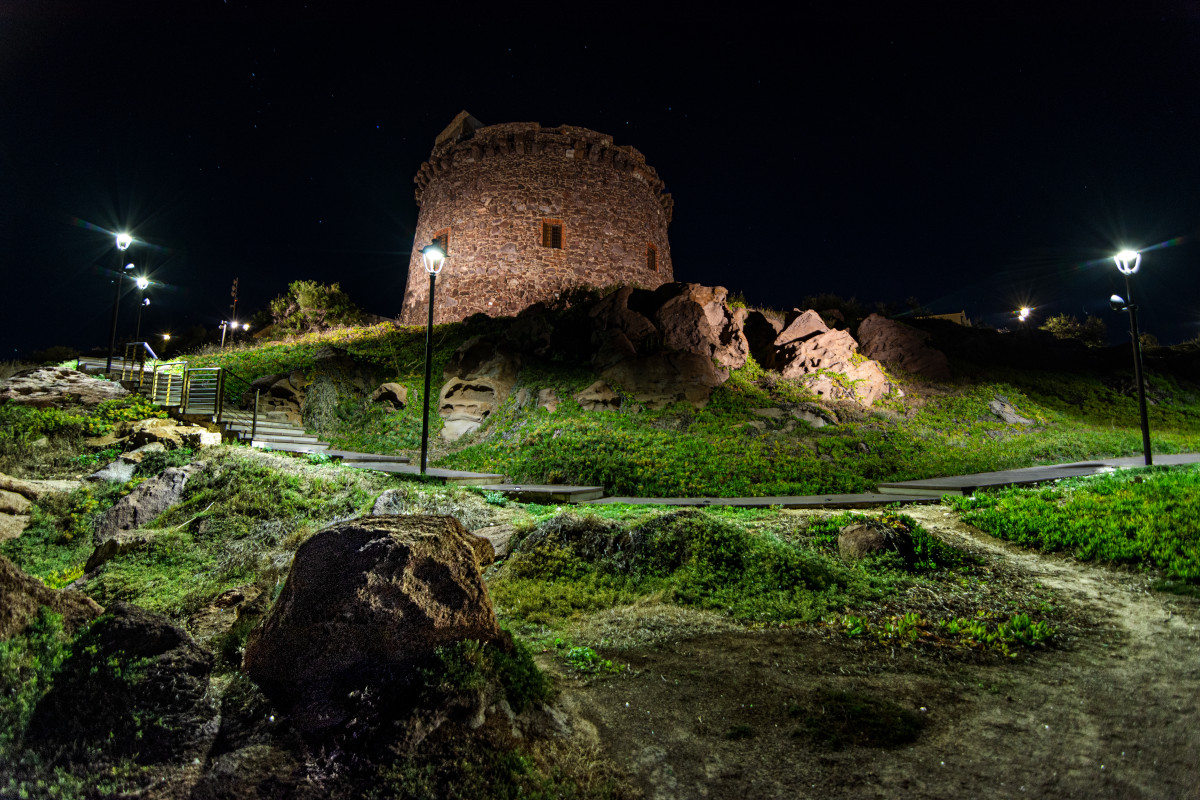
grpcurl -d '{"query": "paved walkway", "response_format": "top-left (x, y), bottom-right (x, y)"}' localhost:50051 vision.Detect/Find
top-left (587, 453), bottom-right (1200, 509)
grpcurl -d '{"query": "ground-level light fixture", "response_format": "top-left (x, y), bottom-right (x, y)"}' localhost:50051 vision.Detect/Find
top-left (418, 240), bottom-right (448, 475)
top-left (1111, 248), bottom-right (1152, 465)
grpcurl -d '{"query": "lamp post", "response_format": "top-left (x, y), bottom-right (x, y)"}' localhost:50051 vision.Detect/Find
top-left (418, 240), bottom-right (447, 475)
top-left (1111, 249), bottom-right (1152, 466)
top-left (134, 277), bottom-right (151, 342)
top-left (105, 232), bottom-right (134, 372)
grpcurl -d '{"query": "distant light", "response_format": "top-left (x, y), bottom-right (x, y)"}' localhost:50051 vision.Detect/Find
top-left (1110, 294), bottom-right (1127, 312)
top-left (242, 323), bottom-right (249, 330)
top-left (136, 276), bottom-right (150, 290)
top-left (162, 333), bottom-right (171, 341)
top-left (421, 241), bottom-right (447, 275)
top-left (1114, 249), bottom-right (1141, 275)
top-left (142, 298), bottom-right (151, 306)
top-left (1017, 307), bottom-right (1032, 322)
top-left (124, 262), bottom-right (135, 271)
top-left (116, 232), bottom-right (133, 250)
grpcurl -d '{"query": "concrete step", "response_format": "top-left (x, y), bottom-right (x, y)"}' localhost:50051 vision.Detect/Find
top-left (251, 433), bottom-right (324, 445)
top-left (250, 440), bottom-right (331, 454)
top-left (225, 423), bottom-right (309, 436)
top-left (342, 461), bottom-right (506, 486)
top-left (484, 484), bottom-right (605, 504)
top-left (326, 449), bottom-right (409, 463)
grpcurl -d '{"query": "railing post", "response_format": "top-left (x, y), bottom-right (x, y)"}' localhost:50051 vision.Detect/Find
top-left (252, 388), bottom-right (260, 441)
top-left (182, 370), bottom-right (190, 414)
top-left (216, 370), bottom-right (225, 420)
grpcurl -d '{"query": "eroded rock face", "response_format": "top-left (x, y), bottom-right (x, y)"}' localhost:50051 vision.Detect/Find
top-left (574, 380), bottom-right (622, 412)
top-left (856, 314), bottom-right (951, 381)
top-left (25, 602), bottom-right (216, 765)
top-left (0, 367), bottom-right (130, 408)
top-left (92, 462), bottom-right (205, 546)
top-left (0, 555), bottom-right (103, 639)
top-left (601, 351), bottom-right (724, 410)
top-left (370, 382), bottom-right (409, 409)
top-left (438, 337), bottom-right (521, 442)
top-left (247, 371), bottom-right (308, 425)
top-left (243, 516), bottom-right (502, 709)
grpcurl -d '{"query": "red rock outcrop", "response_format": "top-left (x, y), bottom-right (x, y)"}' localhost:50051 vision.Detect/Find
top-left (856, 314), bottom-right (951, 380)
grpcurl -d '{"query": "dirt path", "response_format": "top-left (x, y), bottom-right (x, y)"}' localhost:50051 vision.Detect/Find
top-left (559, 508), bottom-right (1200, 799)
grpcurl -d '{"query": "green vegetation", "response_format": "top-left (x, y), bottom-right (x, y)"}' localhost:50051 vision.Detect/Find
top-left (269, 279), bottom-right (363, 333)
top-left (1039, 313), bottom-right (1108, 347)
top-left (952, 464), bottom-right (1200, 582)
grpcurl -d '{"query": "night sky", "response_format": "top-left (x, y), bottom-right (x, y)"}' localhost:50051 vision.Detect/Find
top-left (3, 2), bottom-right (1199, 360)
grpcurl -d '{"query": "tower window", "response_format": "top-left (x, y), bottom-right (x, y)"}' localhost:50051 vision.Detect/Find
top-left (433, 227), bottom-right (450, 255)
top-left (647, 243), bottom-right (658, 272)
top-left (541, 219), bottom-right (563, 249)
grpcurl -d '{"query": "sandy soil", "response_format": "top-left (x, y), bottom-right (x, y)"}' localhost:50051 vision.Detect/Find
top-left (558, 507), bottom-right (1200, 799)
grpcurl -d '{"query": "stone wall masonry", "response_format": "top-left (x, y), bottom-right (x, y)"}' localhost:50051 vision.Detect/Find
top-left (401, 120), bottom-right (674, 324)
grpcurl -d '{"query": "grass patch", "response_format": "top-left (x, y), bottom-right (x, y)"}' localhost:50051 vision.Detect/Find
top-left (489, 508), bottom-right (948, 627)
top-left (951, 464), bottom-right (1200, 582)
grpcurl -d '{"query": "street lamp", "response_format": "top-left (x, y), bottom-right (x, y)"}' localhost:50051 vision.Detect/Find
top-left (105, 232), bottom-right (135, 372)
top-left (1017, 307), bottom-right (1032, 324)
top-left (134, 277), bottom-right (151, 342)
top-left (419, 240), bottom-right (447, 475)
top-left (1112, 249), bottom-right (1152, 465)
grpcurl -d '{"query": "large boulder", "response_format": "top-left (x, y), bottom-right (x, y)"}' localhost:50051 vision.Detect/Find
top-left (25, 602), bottom-right (216, 765)
top-left (777, 327), bottom-right (896, 406)
top-left (242, 515), bottom-right (503, 709)
top-left (650, 283), bottom-right (749, 373)
top-left (0, 554), bottom-right (103, 639)
top-left (91, 462), bottom-right (205, 548)
top-left (438, 337), bottom-right (521, 441)
top-left (856, 313), bottom-right (951, 380)
top-left (0, 367), bottom-right (129, 408)
top-left (600, 351), bottom-right (724, 410)
top-left (87, 418), bottom-right (222, 452)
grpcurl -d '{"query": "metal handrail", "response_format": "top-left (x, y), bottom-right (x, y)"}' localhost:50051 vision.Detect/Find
top-left (120, 341), bottom-right (160, 386)
top-left (177, 366), bottom-right (260, 440)
top-left (216, 369), bottom-right (261, 440)
top-left (150, 360), bottom-right (187, 407)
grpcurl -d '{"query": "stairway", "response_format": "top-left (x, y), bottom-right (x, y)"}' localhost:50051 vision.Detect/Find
top-left (217, 410), bottom-right (332, 454)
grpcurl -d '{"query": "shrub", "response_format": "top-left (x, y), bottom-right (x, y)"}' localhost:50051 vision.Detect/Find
top-left (270, 279), bottom-right (362, 333)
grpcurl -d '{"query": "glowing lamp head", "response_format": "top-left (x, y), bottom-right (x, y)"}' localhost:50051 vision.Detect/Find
top-left (162, 333), bottom-right (171, 341)
top-left (1114, 249), bottom-right (1141, 275)
top-left (136, 276), bottom-right (150, 290)
top-left (124, 262), bottom-right (135, 271)
top-left (116, 232), bottom-right (133, 251)
top-left (1110, 294), bottom-right (1128, 312)
top-left (242, 323), bottom-right (249, 331)
top-left (142, 298), bottom-right (151, 306)
top-left (421, 241), bottom-right (447, 275)
top-left (1018, 307), bottom-right (1032, 321)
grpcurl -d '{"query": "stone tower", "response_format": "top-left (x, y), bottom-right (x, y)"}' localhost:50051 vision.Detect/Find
top-left (400, 112), bottom-right (675, 324)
